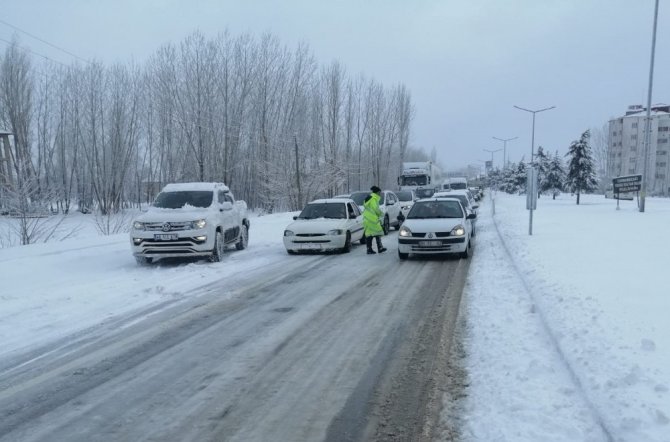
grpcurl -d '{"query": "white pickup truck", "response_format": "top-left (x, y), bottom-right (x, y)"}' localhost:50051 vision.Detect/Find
top-left (130, 182), bottom-right (249, 264)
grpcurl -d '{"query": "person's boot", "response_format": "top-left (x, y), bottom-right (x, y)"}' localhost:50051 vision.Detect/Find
top-left (366, 236), bottom-right (376, 254)
top-left (375, 236), bottom-right (387, 253)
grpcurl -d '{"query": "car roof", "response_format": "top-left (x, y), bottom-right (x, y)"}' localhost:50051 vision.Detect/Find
top-left (308, 198), bottom-right (351, 204)
top-left (162, 182), bottom-right (229, 192)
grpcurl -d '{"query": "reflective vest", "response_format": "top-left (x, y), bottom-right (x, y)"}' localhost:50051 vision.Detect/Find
top-left (363, 192), bottom-right (384, 236)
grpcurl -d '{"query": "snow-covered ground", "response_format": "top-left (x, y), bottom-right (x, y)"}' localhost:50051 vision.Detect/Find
top-left (1, 193), bottom-right (669, 441)
top-left (451, 192), bottom-right (670, 442)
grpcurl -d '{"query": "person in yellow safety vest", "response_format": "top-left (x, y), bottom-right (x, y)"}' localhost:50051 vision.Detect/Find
top-left (363, 186), bottom-right (387, 254)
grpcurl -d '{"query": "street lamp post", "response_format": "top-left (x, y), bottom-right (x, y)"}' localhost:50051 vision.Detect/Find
top-left (640, 0), bottom-right (660, 213)
top-left (514, 105), bottom-right (555, 235)
top-left (483, 148), bottom-right (502, 169)
top-left (492, 136), bottom-right (518, 169)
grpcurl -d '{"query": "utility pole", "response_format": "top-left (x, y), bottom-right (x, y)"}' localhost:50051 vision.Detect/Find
top-left (640, 0), bottom-right (660, 213)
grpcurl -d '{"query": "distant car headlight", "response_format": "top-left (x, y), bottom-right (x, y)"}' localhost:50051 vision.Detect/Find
top-left (284, 230), bottom-right (295, 237)
top-left (401, 205), bottom-right (412, 210)
top-left (399, 226), bottom-right (412, 237)
top-left (327, 229), bottom-right (344, 236)
top-left (451, 225), bottom-right (466, 236)
top-left (133, 221), bottom-right (145, 230)
top-left (191, 219), bottom-right (207, 229)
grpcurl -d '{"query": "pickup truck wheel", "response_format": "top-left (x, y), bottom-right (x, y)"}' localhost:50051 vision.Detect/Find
top-left (210, 231), bottom-right (225, 262)
top-left (341, 232), bottom-right (352, 253)
top-left (235, 224), bottom-right (248, 250)
top-left (398, 251), bottom-right (409, 260)
top-left (383, 216), bottom-right (390, 235)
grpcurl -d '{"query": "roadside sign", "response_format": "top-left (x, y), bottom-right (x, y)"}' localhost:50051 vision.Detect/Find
top-left (526, 167), bottom-right (537, 210)
top-left (613, 175), bottom-right (642, 193)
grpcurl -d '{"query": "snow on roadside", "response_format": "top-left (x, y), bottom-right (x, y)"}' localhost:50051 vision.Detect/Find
top-left (445, 192), bottom-right (670, 441)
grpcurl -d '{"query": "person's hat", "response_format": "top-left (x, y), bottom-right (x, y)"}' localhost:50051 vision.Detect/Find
top-left (370, 185), bottom-right (382, 193)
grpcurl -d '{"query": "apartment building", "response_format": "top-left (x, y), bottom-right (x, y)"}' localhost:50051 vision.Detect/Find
top-left (608, 104), bottom-right (670, 196)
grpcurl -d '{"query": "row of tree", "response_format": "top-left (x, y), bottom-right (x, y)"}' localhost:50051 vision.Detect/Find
top-left (489, 130), bottom-right (598, 204)
top-left (0, 31), bottom-right (417, 226)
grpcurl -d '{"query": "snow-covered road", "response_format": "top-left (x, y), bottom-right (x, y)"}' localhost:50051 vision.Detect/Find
top-left (0, 215), bottom-right (468, 441)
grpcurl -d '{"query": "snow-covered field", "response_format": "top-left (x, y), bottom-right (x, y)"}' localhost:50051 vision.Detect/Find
top-left (1, 193), bottom-right (668, 441)
top-left (452, 192), bottom-right (670, 442)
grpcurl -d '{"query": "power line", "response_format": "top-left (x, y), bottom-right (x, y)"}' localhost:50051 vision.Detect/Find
top-left (0, 37), bottom-right (71, 69)
top-left (0, 18), bottom-right (91, 65)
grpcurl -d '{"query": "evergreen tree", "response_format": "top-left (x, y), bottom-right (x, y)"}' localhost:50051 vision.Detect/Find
top-left (542, 151), bottom-right (566, 199)
top-left (565, 130), bottom-right (598, 204)
top-left (534, 146), bottom-right (551, 198)
top-left (514, 161), bottom-right (527, 193)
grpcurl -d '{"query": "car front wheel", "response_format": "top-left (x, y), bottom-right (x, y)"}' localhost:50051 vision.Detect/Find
top-left (383, 216), bottom-right (390, 235)
top-left (460, 240), bottom-right (471, 259)
top-left (341, 232), bottom-right (352, 253)
top-left (210, 231), bottom-right (225, 262)
top-left (235, 224), bottom-right (248, 250)
top-left (398, 251), bottom-right (409, 260)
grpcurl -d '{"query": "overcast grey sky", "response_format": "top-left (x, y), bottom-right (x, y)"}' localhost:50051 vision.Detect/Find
top-left (1, 0), bottom-right (668, 171)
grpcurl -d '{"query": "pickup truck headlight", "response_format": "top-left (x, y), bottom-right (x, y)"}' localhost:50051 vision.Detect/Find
top-left (327, 229), bottom-right (343, 236)
top-left (451, 225), bottom-right (465, 236)
top-left (284, 230), bottom-right (295, 237)
top-left (399, 226), bottom-right (412, 237)
top-left (191, 219), bottom-right (207, 229)
top-left (133, 221), bottom-right (145, 230)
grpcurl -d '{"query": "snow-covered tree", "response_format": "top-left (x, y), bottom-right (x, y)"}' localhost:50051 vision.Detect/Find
top-left (565, 130), bottom-right (598, 205)
top-left (542, 151), bottom-right (566, 199)
top-left (534, 146), bottom-right (551, 198)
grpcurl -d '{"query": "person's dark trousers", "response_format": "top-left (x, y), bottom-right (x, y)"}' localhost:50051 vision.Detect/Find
top-left (366, 236), bottom-right (376, 254)
top-left (374, 236), bottom-right (387, 253)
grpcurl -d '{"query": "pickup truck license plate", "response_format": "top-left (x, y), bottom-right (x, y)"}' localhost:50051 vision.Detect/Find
top-left (419, 240), bottom-right (442, 247)
top-left (301, 243), bottom-right (321, 250)
top-left (154, 233), bottom-right (178, 241)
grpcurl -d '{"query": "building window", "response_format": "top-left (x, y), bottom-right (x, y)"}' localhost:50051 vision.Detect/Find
top-left (632, 123), bottom-right (638, 128)
top-left (617, 152), bottom-right (622, 157)
top-left (656, 162), bottom-right (667, 167)
top-left (630, 146), bottom-right (637, 151)
top-left (658, 138), bottom-right (668, 144)
top-left (629, 168), bottom-right (636, 174)
top-left (655, 174), bottom-right (665, 179)
top-left (659, 126), bottom-right (669, 132)
top-left (631, 135), bottom-right (637, 140)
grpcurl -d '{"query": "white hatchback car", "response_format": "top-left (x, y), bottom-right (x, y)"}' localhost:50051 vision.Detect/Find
top-left (397, 197), bottom-right (476, 260)
top-left (283, 199), bottom-right (364, 254)
top-left (348, 190), bottom-right (403, 234)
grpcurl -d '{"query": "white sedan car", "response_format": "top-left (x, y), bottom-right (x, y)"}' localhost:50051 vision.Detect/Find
top-left (283, 199), bottom-right (364, 254)
top-left (397, 197), bottom-right (476, 260)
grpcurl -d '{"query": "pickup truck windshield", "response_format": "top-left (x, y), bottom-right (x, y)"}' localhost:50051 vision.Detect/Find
top-left (153, 191), bottom-right (213, 209)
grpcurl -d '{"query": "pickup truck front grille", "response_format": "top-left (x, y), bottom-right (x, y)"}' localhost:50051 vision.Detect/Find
top-left (144, 221), bottom-right (192, 232)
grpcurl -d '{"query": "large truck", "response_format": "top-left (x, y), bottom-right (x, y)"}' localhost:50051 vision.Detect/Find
top-left (397, 161), bottom-right (441, 191)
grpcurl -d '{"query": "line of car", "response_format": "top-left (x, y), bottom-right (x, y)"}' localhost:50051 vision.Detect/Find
top-left (283, 187), bottom-right (483, 260)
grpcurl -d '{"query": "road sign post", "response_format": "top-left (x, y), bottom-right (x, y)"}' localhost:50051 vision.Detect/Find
top-left (526, 167), bottom-right (538, 235)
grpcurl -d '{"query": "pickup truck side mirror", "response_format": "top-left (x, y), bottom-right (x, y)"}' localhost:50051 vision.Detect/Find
top-left (467, 213), bottom-right (477, 220)
top-left (220, 202), bottom-right (233, 211)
